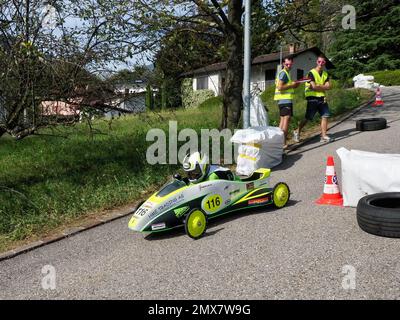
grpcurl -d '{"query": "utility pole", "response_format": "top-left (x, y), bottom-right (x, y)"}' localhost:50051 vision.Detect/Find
top-left (243, 0), bottom-right (251, 129)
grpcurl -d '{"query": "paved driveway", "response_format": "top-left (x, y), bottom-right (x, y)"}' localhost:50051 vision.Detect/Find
top-left (1, 87), bottom-right (400, 299)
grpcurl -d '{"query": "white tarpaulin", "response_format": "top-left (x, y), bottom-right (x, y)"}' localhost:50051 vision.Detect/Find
top-left (336, 147), bottom-right (400, 207)
top-left (352, 74), bottom-right (380, 90)
top-left (231, 126), bottom-right (284, 176)
top-left (249, 93), bottom-right (269, 127)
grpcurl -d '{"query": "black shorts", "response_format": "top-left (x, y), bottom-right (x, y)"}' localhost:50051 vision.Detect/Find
top-left (278, 103), bottom-right (293, 117)
top-left (305, 98), bottom-right (330, 120)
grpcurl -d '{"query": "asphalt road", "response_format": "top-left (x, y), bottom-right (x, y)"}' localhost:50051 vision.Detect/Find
top-left (1, 87), bottom-right (400, 300)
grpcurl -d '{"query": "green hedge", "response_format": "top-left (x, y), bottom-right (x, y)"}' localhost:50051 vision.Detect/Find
top-left (198, 96), bottom-right (223, 109)
top-left (369, 70), bottom-right (400, 86)
top-left (181, 78), bottom-right (216, 109)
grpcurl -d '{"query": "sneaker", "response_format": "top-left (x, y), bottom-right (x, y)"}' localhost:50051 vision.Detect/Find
top-left (293, 130), bottom-right (300, 143)
top-left (320, 135), bottom-right (334, 143)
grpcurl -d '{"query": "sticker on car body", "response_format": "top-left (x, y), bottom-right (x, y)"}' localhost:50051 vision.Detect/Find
top-left (174, 206), bottom-right (190, 218)
top-left (135, 207), bottom-right (149, 217)
top-left (202, 194), bottom-right (223, 213)
top-left (151, 222), bottom-right (166, 230)
top-left (248, 197), bottom-right (270, 205)
top-left (246, 182), bottom-right (254, 190)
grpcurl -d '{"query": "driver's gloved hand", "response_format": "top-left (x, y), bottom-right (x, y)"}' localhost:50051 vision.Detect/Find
top-left (173, 173), bottom-right (182, 180)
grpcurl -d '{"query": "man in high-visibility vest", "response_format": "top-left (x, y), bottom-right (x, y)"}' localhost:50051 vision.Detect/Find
top-left (293, 55), bottom-right (333, 143)
top-left (274, 56), bottom-right (300, 148)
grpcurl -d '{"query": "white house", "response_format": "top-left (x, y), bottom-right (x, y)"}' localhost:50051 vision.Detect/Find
top-left (182, 46), bottom-right (334, 96)
top-left (106, 80), bottom-right (151, 118)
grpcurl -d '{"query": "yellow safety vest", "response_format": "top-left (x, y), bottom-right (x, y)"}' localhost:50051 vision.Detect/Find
top-left (305, 69), bottom-right (329, 98)
top-left (274, 69), bottom-right (294, 101)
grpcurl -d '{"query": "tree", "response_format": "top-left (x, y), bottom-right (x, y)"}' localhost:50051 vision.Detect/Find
top-left (0, 0), bottom-right (149, 139)
top-left (107, 66), bottom-right (156, 86)
top-left (0, 0), bottom-right (346, 137)
top-left (138, 0), bottom-right (343, 129)
top-left (145, 83), bottom-right (154, 110)
top-left (328, 0), bottom-right (400, 80)
top-left (154, 24), bottom-right (223, 109)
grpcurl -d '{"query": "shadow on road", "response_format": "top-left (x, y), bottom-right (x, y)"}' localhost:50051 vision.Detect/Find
top-left (274, 153), bottom-right (302, 172)
top-left (288, 118), bottom-right (395, 156)
top-left (332, 128), bottom-right (356, 139)
top-left (144, 199), bottom-right (300, 241)
top-left (289, 128), bottom-right (364, 155)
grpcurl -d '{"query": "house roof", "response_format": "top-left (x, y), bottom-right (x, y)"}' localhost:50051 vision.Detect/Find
top-left (181, 47), bottom-right (334, 77)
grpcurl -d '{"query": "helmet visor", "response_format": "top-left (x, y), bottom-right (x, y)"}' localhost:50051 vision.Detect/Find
top-left (187, 164), bottom-right (202, 181)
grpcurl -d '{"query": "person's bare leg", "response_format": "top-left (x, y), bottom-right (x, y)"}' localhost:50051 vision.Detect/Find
top-left (296, 119), bottom-right (307, 135)
top-left (282, 115), bottom-right (290, 146)
top-left (321, 117), bottom-right (328, 137)
top-left (279, 116), bottom-right (284, 130)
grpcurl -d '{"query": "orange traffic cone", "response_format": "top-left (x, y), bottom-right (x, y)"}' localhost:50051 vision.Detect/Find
top-left (372, 87), bottom-right (384, 106)
top-left (316, 156), bottom-right (343, 206)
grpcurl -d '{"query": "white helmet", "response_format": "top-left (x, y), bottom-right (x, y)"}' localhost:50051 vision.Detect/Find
top-left (182, 152), bottom-right (209, 183)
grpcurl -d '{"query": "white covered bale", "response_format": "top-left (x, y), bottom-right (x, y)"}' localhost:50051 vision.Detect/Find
top-left (353, 73), bottom-right (378, 89)
top-left (231, 126), bottom-right (284, 176)
top-left (336, 147), bottom-right (400, 207)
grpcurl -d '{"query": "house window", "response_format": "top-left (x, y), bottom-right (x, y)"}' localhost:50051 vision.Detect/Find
top-left (265, 69), bottom-right (276, 81)
top-left (297, 69), bottom-right (304, 80)
top-left (196, 76), bottom-right (208, 90)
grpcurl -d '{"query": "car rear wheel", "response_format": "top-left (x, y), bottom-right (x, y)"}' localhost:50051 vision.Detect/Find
top-left (185, 209), bottom-right (207, 239)
top-left (272, 182), bottom-right (290, 208)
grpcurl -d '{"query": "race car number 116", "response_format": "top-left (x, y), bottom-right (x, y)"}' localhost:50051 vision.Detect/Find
top-left (203, 194), bottom-right (222, 213)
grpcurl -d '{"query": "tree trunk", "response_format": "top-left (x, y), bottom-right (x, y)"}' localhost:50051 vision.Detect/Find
top-left (220, 0), bottom-right (244, 129)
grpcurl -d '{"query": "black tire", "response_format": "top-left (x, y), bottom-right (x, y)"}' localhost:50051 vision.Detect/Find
top-left (357, 193), bottom-right (400, 238)
top-left (356, 118), bottom-right (387, 131)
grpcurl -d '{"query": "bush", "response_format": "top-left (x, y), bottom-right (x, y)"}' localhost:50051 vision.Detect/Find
top-left (181, 78), bottom-right (216, 109)
top-left (198, 96), bottom-right (222, 110)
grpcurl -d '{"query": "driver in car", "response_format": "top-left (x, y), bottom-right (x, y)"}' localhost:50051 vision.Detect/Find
top-left (182, 152), bottom-right (236, 184)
